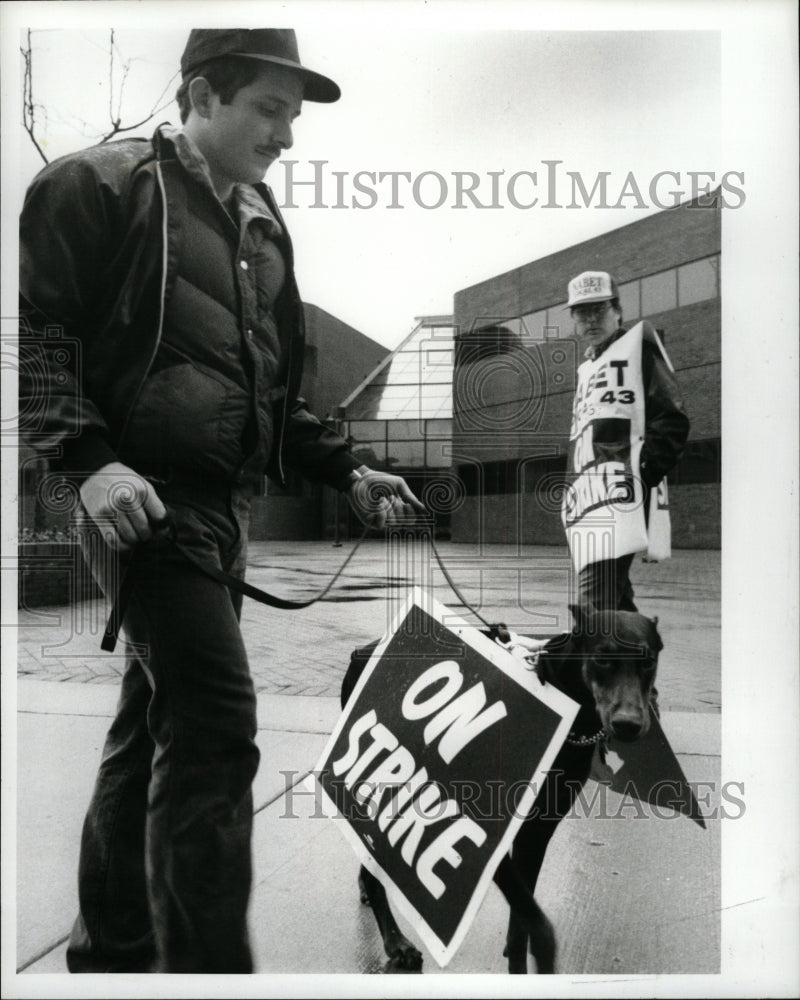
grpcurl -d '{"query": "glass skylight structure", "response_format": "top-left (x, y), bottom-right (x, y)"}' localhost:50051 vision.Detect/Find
top-left (336, 316), bottom-right (455, 472)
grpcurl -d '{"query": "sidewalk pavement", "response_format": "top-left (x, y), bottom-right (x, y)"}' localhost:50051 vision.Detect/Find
top-left (10, 541), bottom-right (721, 984)
top-left (16, 540), bottom-right (721, 709)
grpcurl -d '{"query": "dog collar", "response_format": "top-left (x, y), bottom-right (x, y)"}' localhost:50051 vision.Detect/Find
top-left (566, 726), bottom-right (606, 747)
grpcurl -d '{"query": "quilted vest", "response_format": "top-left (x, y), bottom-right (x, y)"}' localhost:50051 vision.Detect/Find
top-left (120, 169), bottom-right (286, 485)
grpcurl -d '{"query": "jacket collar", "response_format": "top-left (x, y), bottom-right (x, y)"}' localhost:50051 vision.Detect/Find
top-left (583, 326), bottom-right (627, 361)
top-left (155, 124), bottom-right (283, 239)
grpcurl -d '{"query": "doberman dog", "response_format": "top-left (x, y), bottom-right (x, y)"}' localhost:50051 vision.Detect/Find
top-left (339, 603), bottom-right (663, 974)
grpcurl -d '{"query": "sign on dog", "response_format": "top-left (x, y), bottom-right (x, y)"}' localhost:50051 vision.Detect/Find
top-left (312, 589), bottom-right (579, 966)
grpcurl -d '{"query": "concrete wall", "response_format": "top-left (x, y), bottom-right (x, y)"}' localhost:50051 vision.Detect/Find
top-left (455, 196), bottom-right (721, 332)
top-left (452, 483), bottom-right (720, 550)
top-left (669, 484), bottom-right (721, 549)
top-left (301, 302), bottom-right (389, 420)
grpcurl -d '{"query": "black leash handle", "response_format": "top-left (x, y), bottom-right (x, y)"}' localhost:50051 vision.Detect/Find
top-left (101, 549), bottom-right (140, 652)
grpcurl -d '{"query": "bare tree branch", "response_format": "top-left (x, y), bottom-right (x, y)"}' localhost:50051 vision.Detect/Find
top-left (20, 29), bottom-right (49, 164)
top-left (108, 28), bottom-right (117, 129)
top-left (98, 30), bottom-right (179, 143)
top-left (112, 31), bottom-right (130, 126)
top-left (21, 28), bottom-right (180, 155)
top-left (116, 61), bottom-right (132, 126)
top-left (97, 89), bottom-right (179, 142)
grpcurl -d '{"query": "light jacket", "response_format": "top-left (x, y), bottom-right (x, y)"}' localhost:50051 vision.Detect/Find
top-left (19, 124), bottom-right (360, 491)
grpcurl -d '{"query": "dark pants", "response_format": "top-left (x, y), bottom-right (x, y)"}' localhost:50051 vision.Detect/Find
top-left (575, 484), bottom-right (653, 613)
top-left (67, 488), bottom-right (260, 973)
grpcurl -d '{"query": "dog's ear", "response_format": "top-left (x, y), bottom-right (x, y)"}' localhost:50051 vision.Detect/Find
top-left (649, 616), bottom-right (664, 653)
top-left (568, 602), bottom-right (595, 632)
top-left (536, 634), bottom-right (582, 693)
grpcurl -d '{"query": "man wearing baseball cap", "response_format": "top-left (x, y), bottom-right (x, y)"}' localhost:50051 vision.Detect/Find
top-left (20, 28), bottom-right (422, 973)
top-left (561, 270), bottom-right (690, 613)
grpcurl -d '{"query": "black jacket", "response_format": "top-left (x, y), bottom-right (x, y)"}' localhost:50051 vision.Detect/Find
top-left (19, 125), bottom-right (360, 491)
top-left (592, 324), bottom-right (690, 487)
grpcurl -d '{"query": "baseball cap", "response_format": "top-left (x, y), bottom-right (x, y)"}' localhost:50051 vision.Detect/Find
top-left (566, 271), bottom-right (619, 308)
top-left (181, 29), bottom-right (341, 103)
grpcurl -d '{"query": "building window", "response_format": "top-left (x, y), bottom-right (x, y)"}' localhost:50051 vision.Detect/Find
top-left (618, 280), bottom-right (640, 322)
top-left (641, 269), bottom-right (677, 316)
top-left (425, 439), bottom-right (452, 467)
top-left (348, 420), bottom-right (385, 442)
top-left (424, 348), bottom-right (453, 370)
top-left (678, 256), bottom-right (719, 306)
top-left (544, 307), bottom-right (565, 339)
top-left (387, 439), bottom-right (425, 468)
top-left (351, 442), bottom-right (387, 466)
top-left (347, 420), bottom-right (387, 464)
top-left (425, 418), bottom-right (452, 438)
top-left (519, 309), bottom-right (549, 339)
top-left (503, 255), bottom-right (719, 343)
top-left (387, 418), bottom-right (425, 442)
top-left (427, 326), bottom-right (455, 341)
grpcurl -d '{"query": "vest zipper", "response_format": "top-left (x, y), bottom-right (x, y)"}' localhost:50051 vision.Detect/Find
top-left (267, 188), bottom-right (294, 489)
top-left (276, 312), bottom-right (291, 486)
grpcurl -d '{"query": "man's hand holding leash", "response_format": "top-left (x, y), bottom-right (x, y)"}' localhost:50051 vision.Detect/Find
top-left (345, 465), bottom-right (427, 529)
top-left (79, 462), bottom-right (168, 552)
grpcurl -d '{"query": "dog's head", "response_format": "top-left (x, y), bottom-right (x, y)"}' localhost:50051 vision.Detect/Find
top-left (567, 603), bottom-right (663, 742)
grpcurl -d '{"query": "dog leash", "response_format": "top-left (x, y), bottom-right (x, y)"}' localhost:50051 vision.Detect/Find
top-left (425, 535), bottom-right (505, 637)
top-left (101, 516), bottom-right (508, 652)
top-left (101, 518), bottom-right (373, 652)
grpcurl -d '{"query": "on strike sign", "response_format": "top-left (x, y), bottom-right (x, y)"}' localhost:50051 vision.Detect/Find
top-left (312, 589), bottom-right (578, 966)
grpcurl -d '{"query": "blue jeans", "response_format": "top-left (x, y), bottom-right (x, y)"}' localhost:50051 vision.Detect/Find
top-left (67, 487), bottom-right (260, 973)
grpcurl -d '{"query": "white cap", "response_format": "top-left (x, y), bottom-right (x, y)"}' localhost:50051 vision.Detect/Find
top-left (566, 271), bottom-right (619, 308)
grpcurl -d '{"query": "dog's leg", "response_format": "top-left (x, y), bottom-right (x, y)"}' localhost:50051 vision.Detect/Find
top-left (357, 865), bottom-right (423, 972)
top-left (494, 855), bottom-right (556, 974)
top-left (504, 909), bottom-right (530, 974)
top-left (499, 765), bottom-right (580, 975)
top-left (502, 829), bottom-right (554, 973)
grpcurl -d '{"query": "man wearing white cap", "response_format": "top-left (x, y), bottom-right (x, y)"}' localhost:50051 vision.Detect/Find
top-left (20, 28), bottom-right (422, 973)
top-left (561, 271), bottom-right (690, 613)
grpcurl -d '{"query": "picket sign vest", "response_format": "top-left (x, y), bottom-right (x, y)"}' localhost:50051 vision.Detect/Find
top-left (561, 321), bottom-right (672, 572)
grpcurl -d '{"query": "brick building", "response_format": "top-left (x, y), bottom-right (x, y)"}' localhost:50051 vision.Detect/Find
top-left (450, 193), bottom-right (721, 548)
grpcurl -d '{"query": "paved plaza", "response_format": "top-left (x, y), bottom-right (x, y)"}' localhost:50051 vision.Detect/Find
top-left (16, 539), bottom-right (720, 712)
top-left (10, 540), bottom-right (722, 990)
